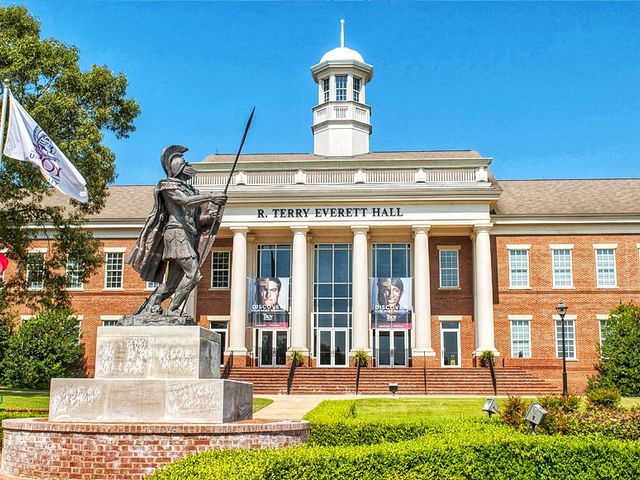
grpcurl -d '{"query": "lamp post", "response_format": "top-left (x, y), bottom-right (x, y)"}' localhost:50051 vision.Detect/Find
top-left (555, 301), bottom-right (568, 397)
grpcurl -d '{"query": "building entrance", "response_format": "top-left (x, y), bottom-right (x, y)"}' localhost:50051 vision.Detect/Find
top-left (441, 321), bottom-right (461, 367)
top-left (375, 330), bottom-right (408, 367)
top-left (317, 329), bottom-right (348, 367)
top-left (258, 329), bottom-right (288, 367)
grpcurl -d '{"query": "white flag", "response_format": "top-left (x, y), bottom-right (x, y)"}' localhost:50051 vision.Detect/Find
top-left (3, 91), bottom-right (88, 203)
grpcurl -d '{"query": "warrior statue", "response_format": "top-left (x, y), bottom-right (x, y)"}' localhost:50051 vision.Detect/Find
top-left (125, 145), bottom-right (226, 324)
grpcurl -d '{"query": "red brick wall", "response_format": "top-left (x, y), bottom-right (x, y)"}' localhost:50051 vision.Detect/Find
top-left (492, 234), bottom-right (640, 392)
top-left (5, 233), bottom-right (639, 391)
top-left (1, 418), bottom-right (308, 480)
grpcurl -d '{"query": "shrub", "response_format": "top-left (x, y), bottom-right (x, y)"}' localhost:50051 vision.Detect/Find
top-left (587, 387), bottom-right (621, 409)
top-left (498, 395), bottom-right (528, 430)
top-left (595, 303), bottom-right (640, 396)
top-left (354, 349), bottom-right (367, 367)
top-left (535, 395), bottom-right (580, 435)
top-left (0, 309), bottom-right (85, 389)
top-left (480, 350), bottom-right (494, 367)
top-left (151, 424), bottom-right (640, 480)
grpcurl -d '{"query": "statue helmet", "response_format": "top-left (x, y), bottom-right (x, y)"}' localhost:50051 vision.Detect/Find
top-left (161, 145), bottom-right (189, 176)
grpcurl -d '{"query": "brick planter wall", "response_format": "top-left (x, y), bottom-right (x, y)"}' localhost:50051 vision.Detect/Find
top-left (1, 418), bottom-right (308, 480)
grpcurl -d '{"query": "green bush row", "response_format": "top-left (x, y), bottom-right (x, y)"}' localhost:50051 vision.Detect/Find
top-left (151, 424), bottom-right (640, 480)
top-left (304, 400), bottom-right (476, 446)
top-left (499, 395), bottom-right (640, 440)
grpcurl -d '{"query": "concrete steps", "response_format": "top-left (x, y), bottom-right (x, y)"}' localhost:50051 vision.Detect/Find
top-left (227, 367), bottom-right (559, 396)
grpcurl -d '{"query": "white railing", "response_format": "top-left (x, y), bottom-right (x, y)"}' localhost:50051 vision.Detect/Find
top-left (194, 167), bottom-right (481, 187)
top-left (313, 103), bottom-right (371, 124)
top-left (245, 171), bottom-right (296, 185)
top-left (366, 170), bottom-right (414, 183)
top-left (306, 170), bottom-right (353, 184)
top-left (334, 106), bottom-right (348, 119)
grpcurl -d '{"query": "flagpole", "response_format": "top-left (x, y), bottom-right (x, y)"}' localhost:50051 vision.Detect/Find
top-left (0, 79), bottom-right (9, 161)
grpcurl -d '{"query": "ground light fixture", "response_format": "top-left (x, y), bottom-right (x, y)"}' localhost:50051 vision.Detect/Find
top-left (556, 300), bottom-right (569, 397)
top-left (524, 402), bottom-right (547, 434)
top-left (388, 383), bottom-right (398, 396)
top-left (482, 398), bottom-right (499, 419)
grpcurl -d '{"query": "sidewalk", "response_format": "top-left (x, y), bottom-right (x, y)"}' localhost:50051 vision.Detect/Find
top-left (253, 394), bottom-right (358, 420)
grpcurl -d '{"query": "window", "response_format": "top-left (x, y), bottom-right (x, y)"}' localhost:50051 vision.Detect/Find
top-left (322, 78), bottom-right (330, 103)
top-left (372, 244), bottom-right (411, 277)
top-left (314, 244), bottom-right (352, 329)
top-left (439, 248), bottom-right (459, 288)
top-left (210, 251), bottom-right (231, 288)
top-left (104, 252), bottom-right (124, 289)
top-left (65, 256), bottom-right (84, 290)
top-left (146, 280), bottom-right (160, 290)
top-left (507, 247), bottom-right (530, 288)
top-left (27, 251), bottom-right (45, 290)
top-left (509, 318), bottom-right (531, 358)
top-left (257, 245), bottom-right (291, 278)
top-left (209, 318), bottom-right (229, 364)
top-left (597, 314), bottom-right (609, 347)
top-left (555, 318), bottom-right (576, 360)
top-left (335, 75), bottom-right (347, 101)
top-left (101, 315), bottom-right (121, 327)
top-left (595, 247), bottom-right (616, 287)
top-left (353, 77), bottom-right (361, 102)
top-left (552, 248), bottom-right (573, 288)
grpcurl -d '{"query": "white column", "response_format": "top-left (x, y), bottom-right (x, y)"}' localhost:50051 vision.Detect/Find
top-left (412, 225), bottom-right (435, 356)
top-left (228, 227), bottom-right (248, 356)
top-left (351, 225), bottom-right (370, 354)
top-left (290, 226), bottom-right (310, 354)
top-left (474, 225), bottom-right (498, 355)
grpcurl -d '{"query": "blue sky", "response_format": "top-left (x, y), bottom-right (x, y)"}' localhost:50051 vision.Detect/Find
top-left (13, 1), bottom-right (640, 184)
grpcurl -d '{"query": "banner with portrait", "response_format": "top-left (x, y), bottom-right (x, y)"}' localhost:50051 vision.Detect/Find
top-left (370, 277), bottom-right (412, 329)
top-left (247, 277), bottom-right (290, 327)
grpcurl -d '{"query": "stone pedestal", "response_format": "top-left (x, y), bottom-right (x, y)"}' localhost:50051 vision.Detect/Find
top-left (49, 326), bottom-right (252, 424)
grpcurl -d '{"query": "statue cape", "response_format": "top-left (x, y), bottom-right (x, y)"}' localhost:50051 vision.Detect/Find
top-left (127, 178), bottom-right (193, 282)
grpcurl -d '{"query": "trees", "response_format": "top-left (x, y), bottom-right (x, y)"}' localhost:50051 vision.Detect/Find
top-left (595, 302), bottom-right (640, 397)
top-left (0, 5), bottom-right (140, 311)
top-left (1, 309), bottom-right (84, 389)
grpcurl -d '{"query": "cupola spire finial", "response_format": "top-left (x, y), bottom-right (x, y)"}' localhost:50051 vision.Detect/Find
top-left (340, 19), bottom-right (345, 48)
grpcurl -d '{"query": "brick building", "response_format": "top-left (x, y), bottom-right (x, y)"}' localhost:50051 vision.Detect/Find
top-left (4, 30), bottom-right (639, 394)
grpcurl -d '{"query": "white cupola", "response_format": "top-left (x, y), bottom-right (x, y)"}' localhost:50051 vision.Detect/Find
top-left (311, 20), bottom-right (374, 157)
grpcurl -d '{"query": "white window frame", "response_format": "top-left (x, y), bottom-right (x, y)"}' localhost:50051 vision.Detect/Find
top-left (596, 314), bottom-right (609, 347)
top-left (322, 78), bottom-right (330, 103)
top-left (210, 249), bottom-right (231, 289)
top-left (27, 248), bottom-right (47, 291)
top-left (65, 255), bottom-right (84, 290)
top-left (550, 245), bottom-right (574, 289)
top-left (508, 315), bottom-right (532, 358)
top-left (104, 247), bottom-right (126, 290)
top-left (438, 246), bottom-right (460, 289)
top-left (353, 77), bottom-right (361, 102)
top-left (593, 244), bottom-right (617, 288)
top-left (507, 245), bottom-right (530, 289)
top-left (101, 314), bottom-right (122, 327)
top-left (553, 314), bottom-right (577, 360)
top-left (335, 75), bottom-right (347, 101)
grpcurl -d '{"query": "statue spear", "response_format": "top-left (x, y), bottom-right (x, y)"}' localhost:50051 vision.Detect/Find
top-left (198, 106), bottom-right (255, 267)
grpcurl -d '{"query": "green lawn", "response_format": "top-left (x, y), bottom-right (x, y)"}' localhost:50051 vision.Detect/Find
top-left (0, 389), bottom-right (49, 409)
top-left (348, 397), bottom-right (484, 421)
top-left (252, 397), bottom-right (273, 413)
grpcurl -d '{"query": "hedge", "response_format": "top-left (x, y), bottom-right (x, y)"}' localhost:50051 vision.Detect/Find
top-left (151, 424), bottom-right (640, 480)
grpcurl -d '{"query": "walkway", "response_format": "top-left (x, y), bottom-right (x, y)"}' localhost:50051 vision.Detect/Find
top-left (253, 394), bottom-right (357, 420)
